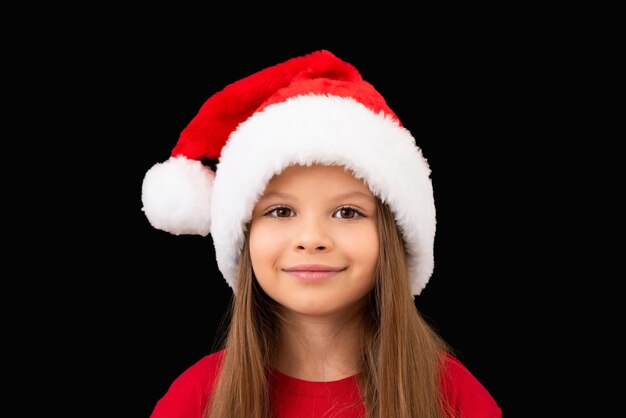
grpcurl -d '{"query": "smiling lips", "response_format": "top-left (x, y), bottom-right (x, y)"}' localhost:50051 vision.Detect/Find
top-left (282, 264), bottom-right (347, 282)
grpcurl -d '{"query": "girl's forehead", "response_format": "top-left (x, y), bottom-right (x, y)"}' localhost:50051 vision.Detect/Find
top-left (266, 164), bottom-right (370, 190)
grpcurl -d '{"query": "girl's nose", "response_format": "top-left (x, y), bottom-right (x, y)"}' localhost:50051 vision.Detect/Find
top-left (293, 218), bottom-right (333, 253)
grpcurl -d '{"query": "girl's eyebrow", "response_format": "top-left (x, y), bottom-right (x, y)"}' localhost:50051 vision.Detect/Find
top-left (334, 190), bottom-right (376, 201)
top-left (257, 191), bottom-right (293, 201)
top-left (259, 190), bottom-right (374, 201)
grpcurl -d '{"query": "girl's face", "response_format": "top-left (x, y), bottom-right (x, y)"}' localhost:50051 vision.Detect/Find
top-left (249, 164), bottom-right (379, 318)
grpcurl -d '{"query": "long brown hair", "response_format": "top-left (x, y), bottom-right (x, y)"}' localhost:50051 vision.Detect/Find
top-left (205, 199), bottom-right (452, 418)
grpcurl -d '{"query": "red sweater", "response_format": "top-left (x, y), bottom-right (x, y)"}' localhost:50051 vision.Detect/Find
top-left (150, 350), bottom-right (501, 418)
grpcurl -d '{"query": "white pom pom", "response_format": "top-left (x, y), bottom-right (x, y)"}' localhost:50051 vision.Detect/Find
top-left (141, 155), bottom-right (215, 236)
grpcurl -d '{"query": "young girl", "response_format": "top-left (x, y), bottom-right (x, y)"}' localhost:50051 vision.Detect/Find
top-left (142, 50), bottom-right (501, 418)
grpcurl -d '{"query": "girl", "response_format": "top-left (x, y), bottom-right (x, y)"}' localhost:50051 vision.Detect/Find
top-left (142, 50), bottom-right (501, 418)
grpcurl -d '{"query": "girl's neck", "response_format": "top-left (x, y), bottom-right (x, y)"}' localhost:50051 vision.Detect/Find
top-left (275, 306), bottom-right (365, 382)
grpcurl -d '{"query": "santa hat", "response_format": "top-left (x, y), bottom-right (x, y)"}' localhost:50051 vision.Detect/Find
top-left (141, 50), bottom-right (435, 295)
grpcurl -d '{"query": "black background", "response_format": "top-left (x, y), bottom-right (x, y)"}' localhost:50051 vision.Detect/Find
top-left (18, 21), bottom-right (567, 417)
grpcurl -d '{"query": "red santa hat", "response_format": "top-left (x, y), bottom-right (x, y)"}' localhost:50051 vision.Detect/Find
top-left (141, 50), bottom-right (436, 295)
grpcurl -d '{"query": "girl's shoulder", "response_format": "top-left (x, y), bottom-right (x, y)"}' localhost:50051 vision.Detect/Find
top-left (149, 350), bottom-right (226, 418)
top-left (441, 353), bottom-right (502, 418)
top-left (165, 349), bottom-right (225, 391)
top-left (185, 349), bottom-right (226, 378)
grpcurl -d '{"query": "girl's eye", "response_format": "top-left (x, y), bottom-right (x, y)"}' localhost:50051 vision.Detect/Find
top-left (266, 207), bottom-right (294, 218)
top-left (334, 206), bottom-right (362, 219)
